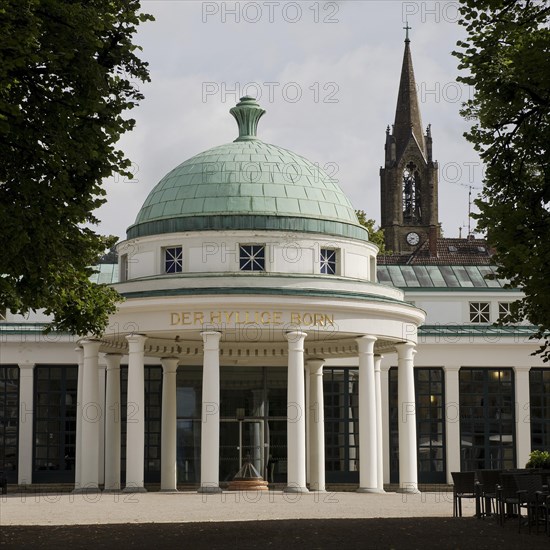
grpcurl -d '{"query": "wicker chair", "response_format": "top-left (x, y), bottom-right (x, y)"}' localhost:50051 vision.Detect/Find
top-left (496, 472), bottom-right (520, 526)
top-left (451, 471), bottom-right (476, 517)
top-left (538, 489), bottom-right (550, 535)
top-left (476, 469), bottom-right (502, 518)
top-left (515, 474), bottom-right (541, 533)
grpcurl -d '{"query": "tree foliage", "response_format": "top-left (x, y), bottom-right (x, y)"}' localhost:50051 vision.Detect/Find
top-left (454, 0), bottom-right (550, 360)
top-left (0, 0), bottom-right (152, 335)
top-left (355, 210), bottom-right (386, 253)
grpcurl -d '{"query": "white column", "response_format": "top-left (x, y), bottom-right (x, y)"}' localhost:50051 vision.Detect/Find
top-left (305, 363), bottom-right (311, 485)
top-left (357, 336), bottom-right (379, 493)
top-left (444, 366), bottom-right (461, 484)
top-left (124, 334), bottom-right (148, 493)
top-left (374, 354), bottom-right (385, 492)
top-left (161, 357), bottom-right (179, 492)
top-left (98, 363), bottom-right (106, 485)
top-left (79, 339), bottom-right (102, 492)
top-left (198, 331), bottom-right (222, 493)
top-left (396, 342), bottom-right (419, 493)
top-left (514, 366), bottom-right (531, 468)
top-left (17, 363), bottom-right (35, 486)
top-left (381, 364), bottom-right (391, 484)
top-left (307, 358), bottom-right (325, 492)
top-left (285, 331), bottom-right (309, 493)
top-left (104, 354), bottom-right (122, 491)
top-left (251, 390), bottom-right (265, 476)
top-left (74, 347), bottom-right (83, 489)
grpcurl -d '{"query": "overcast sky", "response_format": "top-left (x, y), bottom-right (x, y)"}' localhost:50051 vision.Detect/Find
top-left (97, 0), bottom-right (483, 241)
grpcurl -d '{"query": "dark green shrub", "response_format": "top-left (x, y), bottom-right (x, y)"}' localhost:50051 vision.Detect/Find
top-left (526, 450), bottom-right (550, 469)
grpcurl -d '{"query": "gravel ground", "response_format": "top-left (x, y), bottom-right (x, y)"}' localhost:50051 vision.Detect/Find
top-left (1, 490), bottom-right (548, 549)
top-left (1, 518), bottom-right (549, 550)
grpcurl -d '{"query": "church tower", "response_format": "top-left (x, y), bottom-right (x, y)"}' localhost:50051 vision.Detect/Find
top-left (380, 28), bottom-right (439, 254)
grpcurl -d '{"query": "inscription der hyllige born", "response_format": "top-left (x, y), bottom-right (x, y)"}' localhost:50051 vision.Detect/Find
top-left (170, 311), bottom-right (335, 327)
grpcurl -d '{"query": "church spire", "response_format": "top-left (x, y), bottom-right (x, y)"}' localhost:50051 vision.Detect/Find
top-left (393, 30), bottom-right (426, 160)
top-left (379, 29), bottom-right (439, 255)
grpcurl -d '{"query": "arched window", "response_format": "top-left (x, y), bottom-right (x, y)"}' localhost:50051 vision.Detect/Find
top-left (403, 162), bottom-right (421, 222)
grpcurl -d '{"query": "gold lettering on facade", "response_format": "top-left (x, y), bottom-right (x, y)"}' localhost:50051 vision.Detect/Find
top-left (170, 311), bottom-right (334, 326)
top-left (194, 312), bottom-right (204, 324)
top-left (210, 311), bottom-right (222, 323)
top-left (181, 312), bottom-right (192, 325)
top-left (313, 313), bottom-right (335, 326)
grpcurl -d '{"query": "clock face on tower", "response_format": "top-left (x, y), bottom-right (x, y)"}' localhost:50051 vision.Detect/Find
top-left (406, 232), bottom-right (420, 246)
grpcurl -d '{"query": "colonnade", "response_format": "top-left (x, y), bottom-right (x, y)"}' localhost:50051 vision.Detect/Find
top-left (17, 333), bottom-right (421, 493)
top-left (15, 348), bottom-right (537, 489)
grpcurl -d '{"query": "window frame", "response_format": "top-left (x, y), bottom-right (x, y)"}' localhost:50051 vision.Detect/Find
top-left (239, 244), bottom-right (266, 272)
top-left (529, 368), bottom-right (550, 451)
top-left (33, 365), bottom-right (78, 483)
top-left (389, 366), bottom-right (447, 484)
top-left (402, 161), bottom-right (421, 223)
top-left (498, 302), bottom-right (512, 321)
top-left (459, 368), bottom-right (516, 471)
top-left (323, 367), bottom-right (359, 482)
top-left (163, 246), bottom-right (184, 274)
top-left (0, 365), bottom-right (19, 482)
top-left (120, 254), bottom-right (129, 282)
top-left (469, 302), bottom-right (491, 323)
top-left (320, 248), bottom-right (338, 275)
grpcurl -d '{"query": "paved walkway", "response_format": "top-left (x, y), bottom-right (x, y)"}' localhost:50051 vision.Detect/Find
top-left (0, 489), bottom-right (475, 525)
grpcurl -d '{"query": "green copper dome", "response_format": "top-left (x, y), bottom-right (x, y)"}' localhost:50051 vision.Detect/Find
top-left (127, 97), bottom-right (368, 241)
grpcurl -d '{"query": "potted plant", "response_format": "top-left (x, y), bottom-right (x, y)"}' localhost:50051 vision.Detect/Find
top-left (525, 450), bottom-right (550, 469)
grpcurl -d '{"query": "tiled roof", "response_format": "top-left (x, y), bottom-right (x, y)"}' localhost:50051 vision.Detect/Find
top-left (378, 237), bottom-right (495, 266)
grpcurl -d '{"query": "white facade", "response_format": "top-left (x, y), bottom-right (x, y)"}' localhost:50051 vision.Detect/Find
top-left (2, 248), bottom-right (547, 491)
top-left (1, 95), bottom-right (548, 495)
top-left (118, 231), bottom-right (378, 282)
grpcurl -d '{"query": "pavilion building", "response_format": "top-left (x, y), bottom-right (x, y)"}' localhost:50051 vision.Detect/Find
top-left (0, 36), bottom-right (548, 492)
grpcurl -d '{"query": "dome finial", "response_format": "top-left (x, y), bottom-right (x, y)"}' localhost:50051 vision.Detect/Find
top-left (230, 96), bottom-right (266, 142)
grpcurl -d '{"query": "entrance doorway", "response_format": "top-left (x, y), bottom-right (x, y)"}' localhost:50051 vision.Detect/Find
top-left (220, 419), bottom-right (265, 481)
top-left (176, 366), bottom-right (289, 485)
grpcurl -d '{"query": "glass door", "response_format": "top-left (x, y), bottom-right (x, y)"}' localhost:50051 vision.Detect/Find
top-left (220, 419), bottom-right (265, 482)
